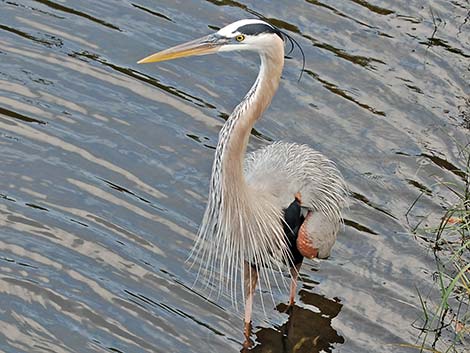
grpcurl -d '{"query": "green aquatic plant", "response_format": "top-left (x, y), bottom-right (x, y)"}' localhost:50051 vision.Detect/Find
top-left (409, 143), bottom-right (470, 353)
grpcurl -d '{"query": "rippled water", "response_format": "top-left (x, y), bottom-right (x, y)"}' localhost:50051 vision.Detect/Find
top-left (0, 1), bottom-right (469, 352)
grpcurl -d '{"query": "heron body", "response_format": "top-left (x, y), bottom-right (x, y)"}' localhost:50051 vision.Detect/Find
top-left (138, 19), bottom-right (347, 345)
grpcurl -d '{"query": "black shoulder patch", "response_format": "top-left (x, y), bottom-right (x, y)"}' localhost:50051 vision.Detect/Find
top-left (237, 23), bottom-right (284, 41)
top-left (283, 198), bottom-right (305, 265)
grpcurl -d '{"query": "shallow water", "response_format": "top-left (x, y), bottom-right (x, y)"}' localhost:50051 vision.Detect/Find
top-left (0, 0), bottom-right (469, 352)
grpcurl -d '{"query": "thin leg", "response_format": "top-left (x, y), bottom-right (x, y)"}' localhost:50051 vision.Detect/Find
top-left (288, 261), bottom-right (303, 307)
top-left (243, 261), bottom-right (258, 348)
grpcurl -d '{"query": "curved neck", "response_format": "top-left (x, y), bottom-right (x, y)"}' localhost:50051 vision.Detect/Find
top-left (218, 47), bottom-right (284, 188)
top-left (195, 41), bottom-right (287, 290)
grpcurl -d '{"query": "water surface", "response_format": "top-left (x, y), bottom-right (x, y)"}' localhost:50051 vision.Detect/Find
top-left (0, 0), bottom-right (469, 352)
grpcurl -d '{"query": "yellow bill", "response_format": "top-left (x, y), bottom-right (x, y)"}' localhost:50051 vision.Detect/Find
top-left (137, 34), bottom-right (224, 64)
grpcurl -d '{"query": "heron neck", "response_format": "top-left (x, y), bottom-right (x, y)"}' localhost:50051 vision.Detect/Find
top-left (219, 49), bottom-right (284, 187)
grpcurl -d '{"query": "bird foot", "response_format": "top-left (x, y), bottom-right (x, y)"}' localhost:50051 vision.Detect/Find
top-left (285, 303), bottom-right (295, 315)
top-left (276, 302), bottom-right (294, 315)
top-left (243, 321), bottom-right (254, 349)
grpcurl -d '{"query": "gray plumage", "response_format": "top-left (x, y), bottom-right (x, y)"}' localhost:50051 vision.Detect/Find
top-left (191, 140), bottom-right (347, 300)
top-left (185, 20), bottom-right (348, 303)
top-left (245, 142), bottom-right (347, 257)
top-left (137, 19), bottom-right (348, 325)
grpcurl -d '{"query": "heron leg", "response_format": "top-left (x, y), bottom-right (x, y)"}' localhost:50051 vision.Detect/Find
top-left (243, 261), bottom-right (258, 347)
top-left (288, 260), bottom-right (303, 307)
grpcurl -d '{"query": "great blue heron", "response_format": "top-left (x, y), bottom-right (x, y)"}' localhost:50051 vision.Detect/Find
top-left (138, 19), bottom-right (347, 343)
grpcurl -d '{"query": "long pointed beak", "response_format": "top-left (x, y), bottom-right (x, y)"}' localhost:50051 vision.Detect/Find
top-left (137, 34), bottom-right (226, 64)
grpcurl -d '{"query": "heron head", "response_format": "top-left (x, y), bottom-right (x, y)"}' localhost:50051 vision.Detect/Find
top-left (137, 19), bottom-right (285, 64)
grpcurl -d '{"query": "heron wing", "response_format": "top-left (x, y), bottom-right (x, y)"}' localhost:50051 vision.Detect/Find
top-left (244, 141), bottom-right (347, 229)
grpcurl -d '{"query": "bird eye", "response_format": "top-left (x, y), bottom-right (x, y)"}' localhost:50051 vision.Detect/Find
top-left (235, 34), bottom-right (245, 42)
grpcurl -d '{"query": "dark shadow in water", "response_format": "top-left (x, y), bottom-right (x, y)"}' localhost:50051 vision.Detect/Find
top-left (419, 37), bottom-right (470, 59)
top-left (246, 290), bottom-right (344, 353)
top-left (0, 24), bottom-right (62, 48)
top-left (0, 106), bottom-right (47, 125)
top-left (395, 151), bottom-right (467, 182)
top-left (349, 0), bottom-right (394, 16)
top-left (131, 3), bottom-right (173, 22)
top-left (350, 191), bottom-right (398, 220)
top-left (405, 178), bottom-right (433, 196)
top-left (304, 69), bottom-right (386, 117)
top-left (32, 0), bottom-right (122, 31)
top-left (343, 218), bottom-right (378, 235)
top-left (305, 0), bottom-right (375, 30)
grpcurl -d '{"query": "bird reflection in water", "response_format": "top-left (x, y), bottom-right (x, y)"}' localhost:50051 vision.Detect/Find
top-left (244, 290), bottom-right (344, 353)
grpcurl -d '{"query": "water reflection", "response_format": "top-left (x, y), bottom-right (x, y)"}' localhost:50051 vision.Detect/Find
top-left (131, 3), bottom-right (174, 22)
top-left (32, 0), bottom-right (122, 31)
top-left (1, 0), bottom-right (469, 352)
top-left (248, 290), bottom-right (344, 353)
top-left (304, 69), bottom-right (386, 116)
